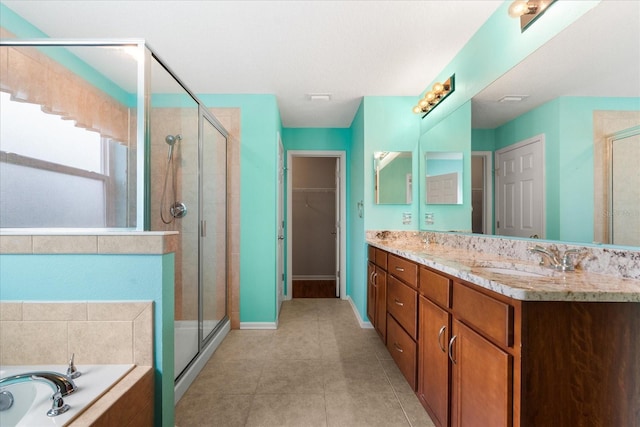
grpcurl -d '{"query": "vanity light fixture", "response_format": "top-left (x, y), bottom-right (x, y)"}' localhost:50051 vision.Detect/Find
top-left (412, 75), bottom-right (455, 118)
top-left (509, 0), bottom-right (556, 32)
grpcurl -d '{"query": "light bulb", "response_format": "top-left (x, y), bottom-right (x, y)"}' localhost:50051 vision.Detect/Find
top-left (425, 91), bottom-right (436, 102)
top-left (432, 82), bottom-right (444, 94)
top-left (413, 105), bottom-right (422, 114)
top-left (508, 0), bottom-right (529, 18)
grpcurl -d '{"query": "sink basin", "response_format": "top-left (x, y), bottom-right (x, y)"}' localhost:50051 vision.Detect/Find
top-left (473, 266), bottom-right (546, 278)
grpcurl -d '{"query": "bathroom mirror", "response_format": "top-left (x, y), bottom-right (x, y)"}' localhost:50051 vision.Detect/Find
top-left (374, 151), bottom-right (412, 205)
top-left (466, 0), bottom-right (640, 246)
top-left (425, 152), bottom-right (463, 205)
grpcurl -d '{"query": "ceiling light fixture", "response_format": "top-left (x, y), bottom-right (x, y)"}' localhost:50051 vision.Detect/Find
top-left (412, 75), bottom-right (455, 118)
top-left (498, 95), bottom-right (529, 102)
top-left (509, 0), bottom-right (556, 32)
top-left (308, 93), bottom-right (332, 102)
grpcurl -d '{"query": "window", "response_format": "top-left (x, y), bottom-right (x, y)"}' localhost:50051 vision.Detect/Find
top-left (0, 92), bottom-right (132, 228)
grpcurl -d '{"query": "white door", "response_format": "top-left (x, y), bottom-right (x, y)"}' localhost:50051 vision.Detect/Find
top-left (426, 172), bottom-right (459, 204)
top-left (495, 135), bottom-right (545, 238)
top-left (276, 135), bottom-right (285, 314)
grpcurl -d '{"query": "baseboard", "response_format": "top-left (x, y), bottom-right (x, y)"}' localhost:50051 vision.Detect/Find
top-left (240, 322), bottom-right (278, 330)
top-left (346, 296), bottom-right (373, 329)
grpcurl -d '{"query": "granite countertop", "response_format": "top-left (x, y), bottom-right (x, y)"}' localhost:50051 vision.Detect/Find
top-left (367, 237), bottom-right (640, 302)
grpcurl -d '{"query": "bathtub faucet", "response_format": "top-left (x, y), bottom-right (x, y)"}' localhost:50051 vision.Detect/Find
top-left (0, 371), bottom-right (77, 417)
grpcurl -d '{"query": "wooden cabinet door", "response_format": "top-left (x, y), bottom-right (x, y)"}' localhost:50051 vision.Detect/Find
top-left (450, 319), bottom-right (512, 427)
top-left (374, 267), bottom-right (387, 341)
top-left (418, 296), bottom-right (450, 427)
top-left (367, 262), bottom-right (376, 324)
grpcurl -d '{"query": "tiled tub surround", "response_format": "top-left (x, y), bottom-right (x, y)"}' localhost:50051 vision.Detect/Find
top-left (366, 231), bottom-right (640, 302)
top-left (0, 301), bottom-right (154, 426)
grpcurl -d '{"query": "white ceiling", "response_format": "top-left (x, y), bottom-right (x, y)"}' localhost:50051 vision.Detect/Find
top-left (2, 0), bottom-right (504, 128)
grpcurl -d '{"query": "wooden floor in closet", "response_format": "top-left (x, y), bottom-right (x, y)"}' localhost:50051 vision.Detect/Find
top-left (292, 280), bottom-right (336, 298)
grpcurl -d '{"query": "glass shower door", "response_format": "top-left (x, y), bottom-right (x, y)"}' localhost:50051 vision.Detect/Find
top-left (200, 111), bottom-right (227, 340)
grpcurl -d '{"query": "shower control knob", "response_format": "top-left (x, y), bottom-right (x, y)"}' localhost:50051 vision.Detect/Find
top-left (170, 202), bottom-right (187, 218)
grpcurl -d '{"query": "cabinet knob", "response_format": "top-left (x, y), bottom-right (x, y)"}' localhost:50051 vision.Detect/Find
top-left (394, 299), bottom-right (404, 307)
top-left (393, 342), bottom-right (404, 353)
top-left (395, 267), bottom-right (405, 272)
top-left (448, 335), bottom-right (458, 364)
top-left (437, 325), bottom-right (447, 353)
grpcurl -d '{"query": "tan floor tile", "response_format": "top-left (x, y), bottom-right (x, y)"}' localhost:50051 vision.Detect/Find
top-left (396, 393), bottom-right (437, 427)
top-left (188, 359), bottom-right (265, 395)
top-left (212, 331), bottom-right (275, 360)
top-left (268, 332), bottom-right (322, 360)
top-left (175, 393), bottom-right (253, 427)
top-left (256, 359), bottom-right (325, 394)
top-left (245, 393), bottom-right (327, 427)
top-left (323, 358), bottom-right (394, 394)
top-left (379, 358), bottom-right (415, 394)
top-left (325, 392), bottom-right (410, 427)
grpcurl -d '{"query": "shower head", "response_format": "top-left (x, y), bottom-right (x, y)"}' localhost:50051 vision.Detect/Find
top-left (165, 134), bottom-right (182, 145)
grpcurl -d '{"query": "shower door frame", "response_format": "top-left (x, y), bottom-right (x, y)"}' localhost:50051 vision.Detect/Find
top-left (198, 105), bottom-right (230, 347)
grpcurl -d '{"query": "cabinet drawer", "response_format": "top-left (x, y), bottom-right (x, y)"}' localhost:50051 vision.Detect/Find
top-left (388, 254), bottom-right (418, 288)
top-left (375, 248), bottom-right (388, 269)
top-left (452, 282), bottom-right (514, 348)
top-left (387, 275), bottom-right (418, 340)
top-left (387, 314), bottom-right (417, 390)
top-left (419, 267), bottom-right (451, 308)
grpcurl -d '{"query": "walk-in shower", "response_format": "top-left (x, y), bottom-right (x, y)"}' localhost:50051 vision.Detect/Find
top-left (0, 38), bottom-right (231, 417)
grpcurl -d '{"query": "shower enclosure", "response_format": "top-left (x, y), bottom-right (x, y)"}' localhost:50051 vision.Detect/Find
top-left (0, 39), bottom-right (229, 398)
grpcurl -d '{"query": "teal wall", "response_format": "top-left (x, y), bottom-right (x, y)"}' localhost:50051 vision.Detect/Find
top-left (417, 1), bottom-right (600, 233)
top-left (471, 128), bottom-right (496, 152)
top-left (489, 96), bottom-right (640, 243)
top-left (199, 94), bottom-right (282, 324)
top-left (363, 96), bottom-right (421, 230)
top-left (0, 253), bottom-right (175, 426)
top-left (379, 156), bottom-right (412, 205)
top-left (419, 102), bottom-right (472, 231)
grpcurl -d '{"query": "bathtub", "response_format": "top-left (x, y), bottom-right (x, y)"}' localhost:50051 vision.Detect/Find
top-left (0, 364), bottom-right (133, 427)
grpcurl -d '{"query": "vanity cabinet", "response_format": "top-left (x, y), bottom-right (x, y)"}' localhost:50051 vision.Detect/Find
top-left (418, 295), bottom-right (450, 427)
top-left (367, 246), bottom-right (387, 341)
top-left (368, 244), bottom-right (640, 427)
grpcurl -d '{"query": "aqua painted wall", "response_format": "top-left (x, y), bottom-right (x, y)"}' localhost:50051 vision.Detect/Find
top-left (0, 253), bottom-right (175, 426)
top-left (363, 96), bottom-right (421, 231)
top-left (199, 94), bottom-right (282, 324)
top-left (419, 102), bottom-right (472, 231)
top-left (491, 96), bottom-right (640, 243)
top-left (416, 1), bottom-right (600, 233)
top-left (418, 1), bottom-right (600, 135)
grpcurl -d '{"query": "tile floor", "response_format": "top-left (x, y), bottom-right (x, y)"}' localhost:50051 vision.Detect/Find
top-left (175, 298), bottom-right (436, 427)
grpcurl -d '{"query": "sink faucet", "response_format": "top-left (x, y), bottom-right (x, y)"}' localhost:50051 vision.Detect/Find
top-left (0, 371), bottom-right (77, 417)
top-left (528, 245), bottom-right (583, 272)
top-left (528, 245), bottom-right (561, 269)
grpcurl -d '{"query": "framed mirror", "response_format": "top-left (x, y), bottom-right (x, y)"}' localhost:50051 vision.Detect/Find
top-left (425, 151), bottom-right (463, 205)
top-left (468, 0), bottom-right (640, 247)
top-left (374, 151), bottom-right (412, 205)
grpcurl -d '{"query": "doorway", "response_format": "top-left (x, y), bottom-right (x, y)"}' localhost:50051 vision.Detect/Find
top-left (495, 135), bottom-right (545, 238)
top-left (471, 151), bottom-right (493, 234)
top-left (287, 151), bottom-right (346, 300)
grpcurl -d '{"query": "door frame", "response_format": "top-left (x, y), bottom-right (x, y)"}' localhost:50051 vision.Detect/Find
top-left (286, 150), bottom-right (347, 300)
top-left (276, 132), bottom-right (285, 315)
top-left (471, 151), bottom-right (493, 235)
